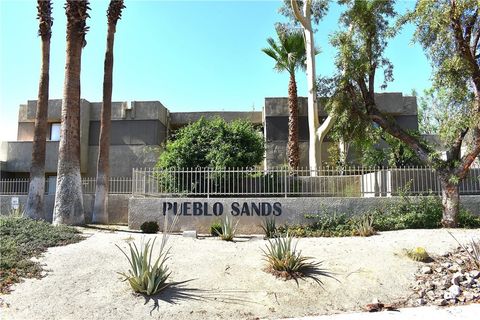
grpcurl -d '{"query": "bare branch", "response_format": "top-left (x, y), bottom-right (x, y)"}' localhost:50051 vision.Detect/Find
top-left (290, 0), bottom-right (310, 29)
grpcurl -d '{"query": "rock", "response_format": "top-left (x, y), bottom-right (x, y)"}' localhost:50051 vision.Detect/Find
top-left (426, 290), bottom-right (436, 300)
top-left (449, 285), bottom-right (462, 298)
top-left (464, 292), bottom-right (475, 301)
top-left (182, 230), bottom-right (197, 238)
top-left (417, 289), bottom-right (425, 298)
top-left (451, 272), bottom-right (464, 285)
top-left (441, 262), bottom-right (452, 268)
top-left (470, 270), bottom-right (480, 279)
top-left (443, 292), bottom-right (454, 300)
top-left (425, 281), bottom-right (435, 290)
top-left (421, 266), bottom-right (433, 274)
top-left (455, 258), bottom-right (464, 265)
top-left (448, 265), bottom-right (459, 273)
top-left (435, 267), bottom-right (444, 273)
top-left (457, 296), bottom-right (466, 303)
top-left (417, 298), bottom-right (427, 305)
top-left (435, 299), bottom-right (447, 306)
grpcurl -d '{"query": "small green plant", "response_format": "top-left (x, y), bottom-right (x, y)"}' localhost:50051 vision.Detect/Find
top-left (0, 216), bottom-right (83, 294)
top-left (210, 220), bottom-right (222, 237)
top-left (116, 238), bottom-right (170, 296)
top-left (262, 233), bottom-right (332, 282)
top-left (9, 204), bottom-right (25, 217)
top-left (404, 247), bottom-right (432, 262)
top-left (216, 214), bottom-right (238, 241)
top-left (353, 214), bottom-right (376, 237)
top-left (117, 215), bottom-right (179, 296)
top-left (140, 221), bottom-right (159, 234)
top-left (261, 217), bottom-right (277, 238)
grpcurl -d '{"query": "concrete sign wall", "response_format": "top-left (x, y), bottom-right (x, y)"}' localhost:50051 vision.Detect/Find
top-left (128, 196), bottom-right (480, 234)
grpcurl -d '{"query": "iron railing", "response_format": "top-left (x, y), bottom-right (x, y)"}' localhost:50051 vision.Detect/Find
top-left (132, 166), bottom-right (480, 198)
top-left (0, 177), bottom-right (132, 195)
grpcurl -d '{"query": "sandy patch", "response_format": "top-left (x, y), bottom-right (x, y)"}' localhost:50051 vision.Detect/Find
top-left (1, 228), bottom-right (479, 320)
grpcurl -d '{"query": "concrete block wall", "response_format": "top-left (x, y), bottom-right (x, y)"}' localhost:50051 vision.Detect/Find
top-left (0, 194), bottom-right (129, 224)
top-left (128, 195), bottom-right (480, 234)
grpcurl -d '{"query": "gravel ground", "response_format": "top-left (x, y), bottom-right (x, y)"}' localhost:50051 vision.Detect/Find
top-left (1, 228), bottom-right (479, 320)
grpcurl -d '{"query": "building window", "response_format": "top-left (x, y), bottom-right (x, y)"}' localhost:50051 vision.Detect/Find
top-left (50, 123), bottom-right (61, 141)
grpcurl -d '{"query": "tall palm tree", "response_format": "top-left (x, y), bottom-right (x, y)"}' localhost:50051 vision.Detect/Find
top-left (262, 30), bottom-right (306, 169)
top-left (92, 0), bottom-right (125, 224)
top-left (53, 0), bottom-right (90, 225)
top-left (26, 0), bottom-right (53, 220)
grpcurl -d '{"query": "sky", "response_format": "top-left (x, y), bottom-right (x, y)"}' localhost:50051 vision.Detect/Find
top-left (0, 0), bottom-right (431, 142)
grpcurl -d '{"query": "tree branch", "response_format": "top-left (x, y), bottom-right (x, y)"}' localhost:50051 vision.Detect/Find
top-left (457, 127), bottom-right (480, 179)
top-left (316, 114), bottom-right (335, 141)
top-left (290, 0), bottom-right (310, 29)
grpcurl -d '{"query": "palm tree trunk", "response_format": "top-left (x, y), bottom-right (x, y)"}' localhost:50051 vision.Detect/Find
top-left (93, 23), bottom-right (116, 224)
top-left (26, 22), bottom-right (51, 220)
top-left (53, 0), bottom-right (89, 226)
top-left (287, 73), bottom-right (300, 170)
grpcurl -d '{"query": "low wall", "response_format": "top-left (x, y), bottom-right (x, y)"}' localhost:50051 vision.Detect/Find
top-left (128, 196), bottom-right (480, 234)
top-left (0, 194), bottom-right (129, 224)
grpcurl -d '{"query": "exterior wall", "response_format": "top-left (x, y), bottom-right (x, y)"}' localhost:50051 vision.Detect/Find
top-left (3, 141), bottom-right (59, 173)
top-left (0, 194), bottom-right (129, 224)
top-left (86, 145), bottom-right (160, 177)
top-left (264, 93), bottom-right (419, 167)
top-left (5, 99), bottom-right (169, 178)
top-left (128, 195), bottom-right (480, 233)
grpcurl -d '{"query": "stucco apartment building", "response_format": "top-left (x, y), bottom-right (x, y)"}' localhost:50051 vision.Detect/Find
top-left (0, 92), bottom-right (418, 180)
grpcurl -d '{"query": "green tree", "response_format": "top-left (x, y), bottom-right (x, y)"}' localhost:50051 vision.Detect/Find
top-left (93, 0), bottom-right (125, 225)
top-left (26, 0), bottom-right (53, 220)
top-left (262, 29), bottom-right (306, 169)
top-left (326, 0), bottom-right (480, 227)
top-left (157, 117), bottom-right (264, 169)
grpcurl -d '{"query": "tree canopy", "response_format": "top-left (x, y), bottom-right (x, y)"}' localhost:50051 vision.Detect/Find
top-left (156, 117), bottom-right (264, 169)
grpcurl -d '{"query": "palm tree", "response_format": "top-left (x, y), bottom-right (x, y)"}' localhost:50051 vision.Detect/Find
top-left (92, 0), bottom-right (125, 224)
top-left (26, 0), bottom-right (53, 220)
top-left (53, 0), bottom-right (90, 225)
top-left (262, 30), bottom-right (306, 169)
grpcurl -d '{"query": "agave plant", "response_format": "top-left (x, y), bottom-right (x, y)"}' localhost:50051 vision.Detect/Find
top-left (261, 217), bottom-right (277, 238)
top-left (216, 214), bottom-right (238, 241)
top-left (449, 231), bottom-right (480, 268)
top-left (116, 214), bottom-right (178, 296)
top-left (353, 214), bottom-right (376, 237)
top-left (262, 233), bottom-right (335, 285)
top-left (116, 238), bottom-right (170, 295)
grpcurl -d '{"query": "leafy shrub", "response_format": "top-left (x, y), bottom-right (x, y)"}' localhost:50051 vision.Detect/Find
top-left (261, 217), bottom-right (277, 238)
top-left (371, 196), bottom-right (480, 230)
top-left (157, 117), bottom-right (264, 169)
top-left (210, 220), bottom-right (222, 236)
top-left (217, 214), bottom-right (238, 241)
top-left (116, 238), bottom-right (170, 296)
top-left (458, 209), bottom-right (480, 228)
top-left (278, 212), bottom-right (356, 237)
top-left (140, 221), bottom-right (159, 234)
top-left (0, 216), bottom-right (83, 293)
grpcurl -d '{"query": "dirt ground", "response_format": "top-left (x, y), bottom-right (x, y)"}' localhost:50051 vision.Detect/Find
top-left (1, 228), bottom-right (479, 320)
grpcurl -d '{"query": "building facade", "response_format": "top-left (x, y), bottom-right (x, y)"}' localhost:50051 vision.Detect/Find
top-left (0, 92), bottom-right (417, 180)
